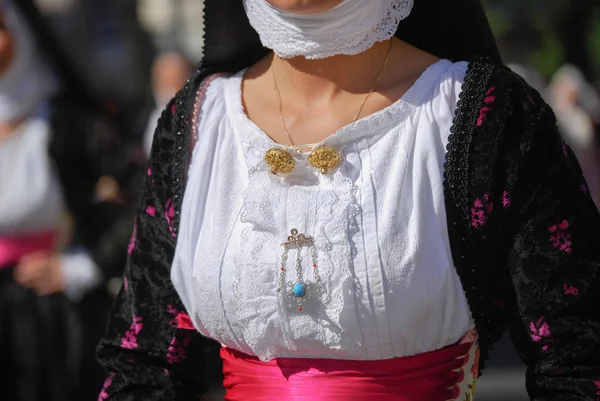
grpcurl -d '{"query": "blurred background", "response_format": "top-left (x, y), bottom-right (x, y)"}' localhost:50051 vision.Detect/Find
top-left (0, 0), bottom-right (599, 400)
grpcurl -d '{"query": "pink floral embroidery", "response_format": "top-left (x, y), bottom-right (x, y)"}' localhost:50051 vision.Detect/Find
top-left (171, 104), bottom-right (176, 115)
top-left (166, 305), bottom-right (194, 329)
top-left (127, 224), bottom-right (137, 255)
top-left (502, 191), bottom-right (511, 208)
top-left (530, 317), bottom-right (552, 351)
top-left (563, 285), bottom-right (579, 296)
top-left (121, 316), bottom-right (143, 350)
top-left (98, 372), bottom-right (115, 401)
top-left (528, 95), bottom-right (535, 105)
top-left (167, 332), bottom-right (192, 364)
top-left (167, 304), bottom-right (179, 315)
top-left (167, 305), bottom-right (182, 326)
top-left (477, 106), bottom-right (491, 127)
top-left (123, 277), bottom-right (128, 291)
top-left (471, 193), bottom-right (493, 227)
top-left (146, 205), bottom-right (156, 216)
top-left (147, 168), bottom-right (152, 176)
top-left (477, 87), bottom-right (496, 127)
top-left (165, 199), bottom-right (176, 237)
top-left (594, 380), bottom-right (600, 396)
top-left (549, 220), bottom-right (572, 254)
top-left (562, 142), bottom-right (568, 157)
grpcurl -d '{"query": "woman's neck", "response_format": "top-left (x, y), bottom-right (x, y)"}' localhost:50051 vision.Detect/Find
top-left (242, 38), bottom-right (439, 146)
top-left (271, 39), bottom-right (394, 104)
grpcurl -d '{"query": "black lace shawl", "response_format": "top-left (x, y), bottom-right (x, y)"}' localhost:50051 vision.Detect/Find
top-left (97, 61), bottom-right (600, 400)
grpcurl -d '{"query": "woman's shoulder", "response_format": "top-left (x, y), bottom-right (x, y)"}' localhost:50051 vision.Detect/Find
top-left (416, 58), bottom-right (542, 112)
top-left (462, 59), bottom-right (546, 108)
top-left (424, 59), bottom-right (469, 106)
top-left (453, 59), bottom-right (551, 133)
top-left (452, 59), bottom-right (557, 168)
top-left (151, 68), bottom-right (236, 144)
top-left (147, 67), bottom-right (245, 188)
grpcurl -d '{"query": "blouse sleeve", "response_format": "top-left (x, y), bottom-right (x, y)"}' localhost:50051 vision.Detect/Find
top-left (505, 85), bottom-right (600, 399)
top-left (96, 100), bottom-right (216, 400)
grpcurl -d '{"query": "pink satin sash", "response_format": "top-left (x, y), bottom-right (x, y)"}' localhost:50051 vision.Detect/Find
top-left (0, 230), bottom-right (58, 267)
top-left (221, 335), bottom-right (477, 401)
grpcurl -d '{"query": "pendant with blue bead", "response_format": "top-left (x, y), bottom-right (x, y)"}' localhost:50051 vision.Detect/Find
top-left (277, 229), bottom-right (322, 312)
top-left (292, 282), bottom-right (306, 298)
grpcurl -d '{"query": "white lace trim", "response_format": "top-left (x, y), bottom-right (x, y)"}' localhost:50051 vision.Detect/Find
top-left (231, 156), bottom-right (360, 360)
top-left (244, 0), bottom-right (414, 59)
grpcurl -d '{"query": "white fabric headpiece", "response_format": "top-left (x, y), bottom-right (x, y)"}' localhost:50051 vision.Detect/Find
top-left (243, 0), bottom-right (414, 59)
top-left (0, 2), bottom-right (58, 121)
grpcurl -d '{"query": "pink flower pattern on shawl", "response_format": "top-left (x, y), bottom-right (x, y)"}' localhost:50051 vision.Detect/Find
top-left (97, 372), bottom-right (114, 400)
top-left (563, 285), bottom-right (579, 296)
top-left (471, 193), bottom-right (493, 227)
top-left (167, 305), bottom-right (194, 330)
top-left (165, 305), bottom-right (194, 364)
top-left (167, 332), bottom-right (192, 364)
top-left (165, 199), bottom-right (176, 237)
top-left (146, 205), bottom-right (156, 216)
top-left (167, 304), bottom-right (179, 316)
top-left (127, 223), bottom-right (137, 255)
top-left (502, 191), bottom-right (511, 208)
top-left (121, 316), bottom-right (143, 350)
top-left (530, 317), bottom-right (552, 351)
top-left (477, 87), bottom-right (496, 126)
top-left (549, 220), bottom-right (572, 254)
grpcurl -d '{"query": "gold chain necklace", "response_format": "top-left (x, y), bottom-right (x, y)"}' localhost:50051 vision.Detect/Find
top-left (265, 40), bottom-right (393, 175)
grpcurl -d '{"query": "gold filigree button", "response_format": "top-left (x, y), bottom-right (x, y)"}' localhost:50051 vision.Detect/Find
top-left (308, 146), bottom-right (341, 174)
top-left (265, 148), bottom-right (295, 174)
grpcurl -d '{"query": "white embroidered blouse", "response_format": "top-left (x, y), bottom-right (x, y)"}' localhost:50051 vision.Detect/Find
top-left (172, 59), bottom-right (475, 362)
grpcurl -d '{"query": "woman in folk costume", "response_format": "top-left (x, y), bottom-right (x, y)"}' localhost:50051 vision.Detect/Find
top-left (98, 0), bottom-right (600, 400)
top-left (0, 1), bottom-right (141, 400)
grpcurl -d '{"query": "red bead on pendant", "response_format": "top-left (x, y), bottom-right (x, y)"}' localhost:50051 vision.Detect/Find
top-left (298, 306), bottom-right (303, 311)
top-left (281, 267), bottom-right (285, 271)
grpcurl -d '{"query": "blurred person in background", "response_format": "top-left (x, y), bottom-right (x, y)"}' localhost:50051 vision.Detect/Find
top-left (34, 0), bottom-right (157, 161)
top-left (98, 0), bottom-right (600, 400)
top-left (144, 51), bottom-right (192, 157)
top-left (0, 1), bottom-right (142, 400)
top-left (549, 64), bottom-right (600, 206)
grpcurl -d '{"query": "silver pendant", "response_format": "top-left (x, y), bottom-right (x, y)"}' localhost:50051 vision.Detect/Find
top-left (277, 229), bottom-right (322, 311)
